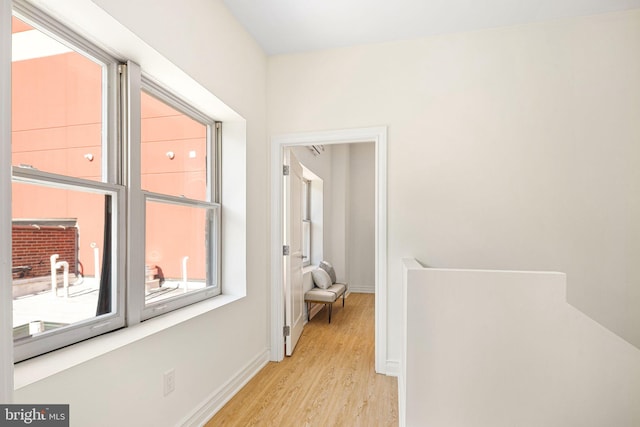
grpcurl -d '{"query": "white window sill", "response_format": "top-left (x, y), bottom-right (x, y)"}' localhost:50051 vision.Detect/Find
top-left (14, 293), bottom-right (243, 389)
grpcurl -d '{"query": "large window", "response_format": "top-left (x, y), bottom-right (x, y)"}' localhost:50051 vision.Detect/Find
top-left (10, 6), bottom-right (220, 361)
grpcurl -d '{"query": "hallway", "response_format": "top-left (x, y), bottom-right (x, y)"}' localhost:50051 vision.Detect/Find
top-left (207, 293), bottom-right (398, 426)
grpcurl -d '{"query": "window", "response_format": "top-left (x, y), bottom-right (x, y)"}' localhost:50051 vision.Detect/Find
top-left (302, 178), bottom-right (311, 267)
top-left (11, 11), bottom-right (124, 362)
top-left (139, 84), bottom-right (220, 317)
top-left (10, 6), bottom-right (220, 362)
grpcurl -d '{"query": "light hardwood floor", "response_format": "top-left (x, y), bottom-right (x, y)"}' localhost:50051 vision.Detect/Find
top-left (206, 293), bottom-right (398, 427)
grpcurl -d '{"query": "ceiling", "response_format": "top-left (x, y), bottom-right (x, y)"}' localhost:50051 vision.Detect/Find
top-left (223, 0), bottom-right (640, 55)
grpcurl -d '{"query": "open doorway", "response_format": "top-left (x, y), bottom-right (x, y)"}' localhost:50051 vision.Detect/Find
top-left (284, 142), bottom-right (375, 355)
top-left (270, 127), bottom-right (389, 374)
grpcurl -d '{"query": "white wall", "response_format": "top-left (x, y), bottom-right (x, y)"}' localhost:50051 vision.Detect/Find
top-left (329, 145), bottom-right (349, 284)
top-left (268, 9), bottom-right (640, 363)
top-left (348, 143), bottom-right (375, 293)
top-left (10, 0), bottom-right (269, 425)
top-left (402, 260), bottom-right (640, 427)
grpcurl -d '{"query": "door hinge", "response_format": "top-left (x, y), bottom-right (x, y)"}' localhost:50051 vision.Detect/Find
top-left (283, 165), bottom-right (290, 176)
top-left (118, 63), bottom-right (126, 74)
top-left (283, 325), bottom-right (290, 337)
top-left (283, 245), bottom-right (290, 256)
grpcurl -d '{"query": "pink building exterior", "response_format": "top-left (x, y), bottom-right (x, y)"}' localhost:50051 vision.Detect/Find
top-left (11, 17), bottom-right (207, 281)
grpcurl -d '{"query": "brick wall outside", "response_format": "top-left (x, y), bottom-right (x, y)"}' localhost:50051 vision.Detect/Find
top-left (12, 226), bottom-right (78, 278)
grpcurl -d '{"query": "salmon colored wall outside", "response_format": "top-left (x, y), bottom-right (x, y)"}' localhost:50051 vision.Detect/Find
top-left (11, 18), bottom-right (207, 281)
top-left (140, 93), bottom-right (207, 281)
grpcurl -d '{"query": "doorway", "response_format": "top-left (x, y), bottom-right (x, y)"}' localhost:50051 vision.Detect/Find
top-left (269, 126), bottom-right (389, 374)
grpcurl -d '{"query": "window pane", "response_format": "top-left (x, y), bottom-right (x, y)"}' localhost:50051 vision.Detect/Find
top-left (12, 182), bottom-right (111, 341)
top-left (11, 17), bottom-right (104, 181)
top-left (141, 91), bottom-right (207, 200)
top-left (145, 200), bottom-right (213, 305)
top-left (302, 220), bottom-right (311, 265)
top-left (302, 180), bottom-right (310, 220)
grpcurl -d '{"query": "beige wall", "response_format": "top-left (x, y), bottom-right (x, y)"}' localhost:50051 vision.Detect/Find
top-left (268, 8), bottom-right (640, 362)
top-left (348, 143), bottom-right (375, 293)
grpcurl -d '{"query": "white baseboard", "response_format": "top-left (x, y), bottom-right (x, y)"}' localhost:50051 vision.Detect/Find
top-left (180, 348), bottom-right (270, 427)
top-left (385, 359), bottom-right (400, 377)
top-left (348, 284), bottom-right (375, 294)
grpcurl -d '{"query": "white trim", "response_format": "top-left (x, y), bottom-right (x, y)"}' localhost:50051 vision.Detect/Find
top-left (348, 285), bottom-right (375, 294)
top-left (179, 348), bottom-right (270, 427)
top-left (125, 60), bottom-right (145, 326)
top-left (0, 0), bottom-right (14, 403)
top-left (385, 359), bottom-right (400, 377)
top-left (270, 126), bottom-right (388, 374)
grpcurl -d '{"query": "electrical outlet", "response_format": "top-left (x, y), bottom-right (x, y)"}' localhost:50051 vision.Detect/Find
top-left (163, 369), bottom-right (175, 396)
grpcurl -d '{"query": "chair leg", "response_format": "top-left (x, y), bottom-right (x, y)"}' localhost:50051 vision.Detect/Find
top-left (342, 292), bottom-right (345, 307)
top-left (328, 303), bottom-right (332, 323)
top-left (307, 301), bottom-right (310, 321)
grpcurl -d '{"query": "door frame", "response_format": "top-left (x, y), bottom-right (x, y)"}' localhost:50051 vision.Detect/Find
top-left (269, 126), bottom-right (389, 374)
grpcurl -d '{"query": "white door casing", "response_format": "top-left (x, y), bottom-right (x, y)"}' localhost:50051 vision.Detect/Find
top-left (284, 149), bottom-right (304, 356)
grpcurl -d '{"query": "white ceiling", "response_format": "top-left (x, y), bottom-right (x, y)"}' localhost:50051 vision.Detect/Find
top-left (223, 0), bottom-right (640, 55)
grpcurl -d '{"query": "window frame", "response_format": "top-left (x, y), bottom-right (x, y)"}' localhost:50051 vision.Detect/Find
top-left (140, 191), bottom-right (221, 320)
top-left (12, 2), bottom-right (121, 184)
top-left (10, 5), bottom-right (125, 362)
top-left (11, 168), bottom-right (126, 362)
top-left (135, 78), bottom-right (221, 321)
top-left (9, 3), bottom-right (223, 361)
top-left (302, 178), bottom-right (311, 267)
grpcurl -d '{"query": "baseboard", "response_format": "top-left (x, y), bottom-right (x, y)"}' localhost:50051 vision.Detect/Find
top-left (348, 285), bottom-right (375, 294)
top-left (179, 348), bottom-right (270, 427)
top-left (386, 359), bottom-right (400, 377)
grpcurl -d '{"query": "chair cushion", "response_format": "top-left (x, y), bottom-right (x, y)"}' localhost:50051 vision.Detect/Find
top-left (327, 283), bottom-right (346, 297)
top-left (305, 283), bottom-right (346, 302)
top-left (311, 268), bottom-right (332, 289)
top-left (305, 288), bottom-right (338, 303)
top-left (319, 260), bottom-right (337, 283)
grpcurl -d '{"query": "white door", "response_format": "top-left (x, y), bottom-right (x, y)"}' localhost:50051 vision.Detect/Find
top-left (284, 149), bottom-right (304, 356)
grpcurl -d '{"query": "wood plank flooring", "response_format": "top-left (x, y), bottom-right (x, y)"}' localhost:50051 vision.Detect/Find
top-left (206, 293), bottom-right (398, 427)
